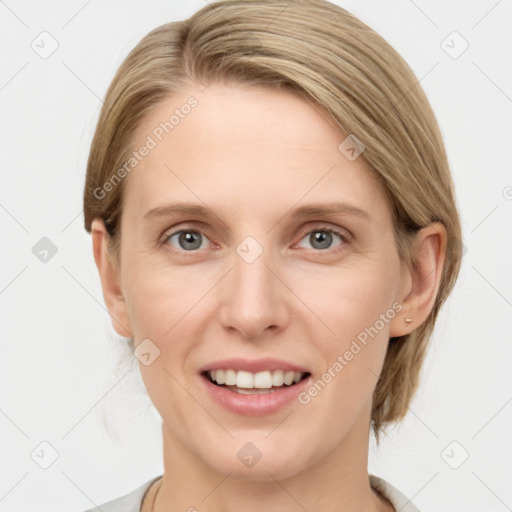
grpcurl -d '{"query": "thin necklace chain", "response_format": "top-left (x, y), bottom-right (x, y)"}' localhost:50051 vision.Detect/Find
top-left (143, 477), bottom-right (162, 512)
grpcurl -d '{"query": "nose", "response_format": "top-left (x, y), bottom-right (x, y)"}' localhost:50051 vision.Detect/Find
top-left (218, 241), bottom-right (290, 340)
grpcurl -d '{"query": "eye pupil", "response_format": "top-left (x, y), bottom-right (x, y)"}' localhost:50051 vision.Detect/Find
top-left (179, 231), bottom-right (202, 250)
top-left (310, 231), bottom-right (332, 250)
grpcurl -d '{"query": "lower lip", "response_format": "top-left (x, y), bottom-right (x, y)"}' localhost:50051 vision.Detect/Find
top-left (200, 374), bottom-right (312, 416)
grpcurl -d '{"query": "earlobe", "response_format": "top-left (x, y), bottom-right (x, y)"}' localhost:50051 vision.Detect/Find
top-left (91, 218), bottom-right (133, 338)
top-left (389, 222), bottom-right (447, 338)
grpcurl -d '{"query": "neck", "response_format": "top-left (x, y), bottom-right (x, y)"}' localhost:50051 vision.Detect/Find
top-left (152, 408), bottom-right (393, 512)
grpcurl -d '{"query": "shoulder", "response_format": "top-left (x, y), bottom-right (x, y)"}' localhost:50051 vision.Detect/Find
top-left (82, 476), bottom-right (162, 512)
top-left (369, 474), bottom-right (422, 512)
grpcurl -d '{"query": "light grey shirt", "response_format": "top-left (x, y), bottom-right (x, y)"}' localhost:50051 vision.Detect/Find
top-left (83, 474), bottom-right (421, 511)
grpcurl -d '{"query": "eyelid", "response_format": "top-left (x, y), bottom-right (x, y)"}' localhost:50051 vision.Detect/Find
top-left (295, 223), bottom-right (353, 243)
top-left (160, 222), bottom-right (211, 243)
top-left (160, 225), bottom-right (214, 249)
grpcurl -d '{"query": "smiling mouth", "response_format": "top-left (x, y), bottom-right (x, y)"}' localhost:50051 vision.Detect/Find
top-left (203, 369), bottom-right (311, 394)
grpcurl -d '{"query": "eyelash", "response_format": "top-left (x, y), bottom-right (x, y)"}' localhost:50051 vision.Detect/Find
top-left (159, 224), bottom-right (351, 255)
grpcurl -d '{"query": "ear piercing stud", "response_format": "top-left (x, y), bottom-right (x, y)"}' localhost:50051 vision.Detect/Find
top-left (404, 317), bottom-right (413, 324)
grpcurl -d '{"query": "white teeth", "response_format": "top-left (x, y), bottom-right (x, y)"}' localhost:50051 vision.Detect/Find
top-left (207, 369), bottom-right (306, 388)
top-left (253, 371), bottom-right (272, 388)
top-left (283, 371), bottom-right (294, 385)
top-left (271, 370), bottom-right (284, 386)
top-left (236, 370), bottom-right (253, 389)
top-left (215, 369), bottom-right (225, 385)
top-left (225, 369), bottom-right (237, 385)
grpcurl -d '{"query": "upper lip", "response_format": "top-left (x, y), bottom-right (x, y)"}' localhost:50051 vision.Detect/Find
top-left (199, 358), bottom-right (309, 374)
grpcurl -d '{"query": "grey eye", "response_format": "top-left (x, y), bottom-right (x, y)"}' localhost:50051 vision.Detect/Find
top-left (297, 230), bottom-right (344, 250)
top-left (167, 230), bottom-right (209, 251)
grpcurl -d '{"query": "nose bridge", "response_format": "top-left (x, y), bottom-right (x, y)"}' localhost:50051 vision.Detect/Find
top-left (219, 235), bottom-right (288, 338)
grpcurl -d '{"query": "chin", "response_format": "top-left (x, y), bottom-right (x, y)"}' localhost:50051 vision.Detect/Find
top-left (199, 442), bottom-right (310, 482)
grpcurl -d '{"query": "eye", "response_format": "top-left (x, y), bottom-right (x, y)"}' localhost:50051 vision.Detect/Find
top-left (164, 229), bottom-right (211, 251)
top-left (161, 225), bottom-right (350, 254)
top-left (296, 227), bottom-right (348, 251)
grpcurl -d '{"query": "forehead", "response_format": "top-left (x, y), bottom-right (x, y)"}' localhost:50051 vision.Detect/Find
top-left (122, 82), bottom-right (389, 223)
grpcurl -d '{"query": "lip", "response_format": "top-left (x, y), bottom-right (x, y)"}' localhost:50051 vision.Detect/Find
top-left (199, 357), bottom-right (309, 374)
top-left (200, 372), bottom-right (312, 416)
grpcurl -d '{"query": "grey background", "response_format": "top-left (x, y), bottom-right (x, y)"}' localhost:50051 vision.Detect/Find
top-left (1, 0), bottom-right (511, 510)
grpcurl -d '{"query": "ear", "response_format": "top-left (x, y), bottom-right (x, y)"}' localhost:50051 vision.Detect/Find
top-left (389, 222), bottom-right (447, 337)
top-left (91, 218), bottom-right (133, 338)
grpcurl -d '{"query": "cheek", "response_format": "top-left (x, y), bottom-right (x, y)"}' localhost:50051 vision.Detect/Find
top-left (122, 263), bottom-right (210, 397)
top-left (295, 261), bottom-right (397, 412)
top-left (293, 256), bottom-right (399, 341)
top-left (124, 269), bottom-right (201, 425)
top-left (123, 258), bottom-right (203, 340)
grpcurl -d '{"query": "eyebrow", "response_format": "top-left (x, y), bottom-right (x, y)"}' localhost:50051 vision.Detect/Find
top-left (143, 201), bottom-right (370, 223)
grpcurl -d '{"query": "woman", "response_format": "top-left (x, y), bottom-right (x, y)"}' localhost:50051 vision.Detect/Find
top-left (82, 0), bottom-right (462, 510)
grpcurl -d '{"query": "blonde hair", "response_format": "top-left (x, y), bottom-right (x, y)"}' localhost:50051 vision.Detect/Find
top-left (83, 0), bottom-right (463, 443)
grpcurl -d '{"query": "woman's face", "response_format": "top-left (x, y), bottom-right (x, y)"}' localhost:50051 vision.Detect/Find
top-left (109, 82), bottom-right (411, 479)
